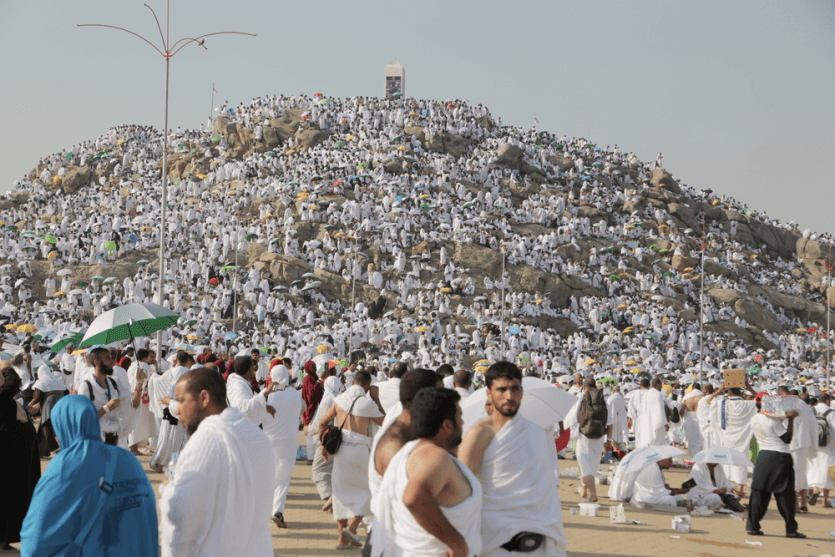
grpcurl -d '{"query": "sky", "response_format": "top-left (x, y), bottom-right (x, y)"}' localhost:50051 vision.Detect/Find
top-left (1, 0), bottom-right (833, 235)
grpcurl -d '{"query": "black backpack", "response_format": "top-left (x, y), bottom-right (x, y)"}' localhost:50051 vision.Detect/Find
top-left (83, 377), bottom-right (118, 402)
top-left (817, 409), bottom-right (832, 447)
top-left (578, 388), bottom-right (608, 439)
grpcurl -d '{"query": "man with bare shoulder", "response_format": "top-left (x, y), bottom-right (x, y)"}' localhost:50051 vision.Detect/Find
top-left (372, 387), bottom-right (482, 557)
top-left (459, 361), bottom-right (568, 557)
top-left (679, 382), bottom-right (705, 456)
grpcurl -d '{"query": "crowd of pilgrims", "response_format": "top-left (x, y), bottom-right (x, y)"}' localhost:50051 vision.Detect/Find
top-left (1, 92), bottom-right (833, 383)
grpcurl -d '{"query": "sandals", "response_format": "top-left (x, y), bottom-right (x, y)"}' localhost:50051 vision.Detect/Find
top-left (335, 544), bottom-right (357, 550)
top-left (808, 492), bottom-right (819, 506)
top-left (271, 512), bottom-right (288, 529)
top-left (785, 532), bottom-right (807, 538)
top-left (823, 502), bottom-right (834, 508)
top-left (798, 506), bottom-right (809, 513)
top-left (746, 530), bottom-right (763, 536)
top-left (344, 529), bottom-right (362, 547)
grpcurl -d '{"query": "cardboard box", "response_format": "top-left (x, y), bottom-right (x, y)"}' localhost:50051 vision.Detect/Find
top-left (672, 515), bottom-right (691, 533)
top-left (610, 503), bottom-right (627, 523)
top-left (579, 502), bottom-right (601, 517)
top-left (723, 368), bottom-right (745, 389)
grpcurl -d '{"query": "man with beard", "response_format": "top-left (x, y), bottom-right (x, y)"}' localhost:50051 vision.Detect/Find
top-left (460, 361), bottom-right (568, 557)
top-left (372, 387), bottom-right (482, 557)
top-left (77, 347), bottom-right (136, 445)
top-left (159, 367), bottom-right (276, 557)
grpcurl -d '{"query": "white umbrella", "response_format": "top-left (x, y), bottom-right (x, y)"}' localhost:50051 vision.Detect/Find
top-left (236, 346), bottom-right (268, 358)
top-left (56, 269), bottom-right (72, 276)
top-left (617, 445), bottom-right (686, 476)
top-left (461, 376), bottom-right (579, 434)
top-left (691, 447), bottom-right (754, 468)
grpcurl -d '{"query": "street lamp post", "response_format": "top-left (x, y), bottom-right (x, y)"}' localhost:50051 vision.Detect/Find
top-left (79, 1), bottom-right (254, 362)
top-left (500, 242), bottom-right (506, 360)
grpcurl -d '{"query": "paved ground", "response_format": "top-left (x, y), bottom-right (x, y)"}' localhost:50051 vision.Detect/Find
top-left (25, 435), bottom-right (835, 557)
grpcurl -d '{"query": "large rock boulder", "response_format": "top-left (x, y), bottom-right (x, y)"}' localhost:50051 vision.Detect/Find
top-left (55, 166), bottom-right (92, 194)
top-left (733, 299), bottom-right (784, 333)
top-left (269, 108), bottom-right (303, 144)
top-left (650, 168), bottom-right (681, 194)
top-left (453, 243), bottom-right (502, 277)
top-left (293, 129), bottom-right (330, 151)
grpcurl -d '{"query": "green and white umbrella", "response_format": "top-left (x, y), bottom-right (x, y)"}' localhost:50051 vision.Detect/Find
top-left (50, 330), bottom-right (86, 353)
top-left (103, 277), bottom-right (117, 284)
top-left (79, 303), bottom-right (180, 347)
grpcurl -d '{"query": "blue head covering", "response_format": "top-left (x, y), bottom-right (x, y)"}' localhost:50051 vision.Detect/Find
top-left (21, 395), bottom-right (159, 557)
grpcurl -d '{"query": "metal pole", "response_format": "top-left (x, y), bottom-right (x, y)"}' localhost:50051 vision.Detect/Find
top-left (827, 262), bottom-right (831, 393)
top-left (233, 215), bottom-right (238, 333)
top-left (210, 82), bottom-right (215, 127)
top-left (155, 55), bottom-right (169, 363)
top-left (699, 240), bottom-right (705, 382)
top-left (349, 249), bottom-right (356, 360)
top-left (500, 244), bottom-right (505, 360)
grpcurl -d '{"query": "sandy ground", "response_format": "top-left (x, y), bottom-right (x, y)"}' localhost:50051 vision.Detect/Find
top-left (23, 436), bottom-right (835, 557)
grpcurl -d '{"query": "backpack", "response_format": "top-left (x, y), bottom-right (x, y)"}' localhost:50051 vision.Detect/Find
top-left (84, 377), bottom-right (118, 402)
top-left (817, 409), bottom-right (832, 447)
top-left (578, 388), bottom-right (608, 439)
top-left (669, 406), bottom-right (681, 424)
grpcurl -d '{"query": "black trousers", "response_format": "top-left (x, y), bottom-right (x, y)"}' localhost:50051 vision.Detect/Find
top-left (746, 488), bottom-right (798, 534)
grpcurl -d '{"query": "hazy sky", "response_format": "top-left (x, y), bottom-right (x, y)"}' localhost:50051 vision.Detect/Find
top-left (1, 0), bottom-right (833, 234)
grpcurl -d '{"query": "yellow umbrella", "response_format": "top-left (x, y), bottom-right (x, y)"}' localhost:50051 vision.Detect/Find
top-left (474, 365), bottom-right (488, 372)
top-left (334, 232), bottom-right (346, 238)
top-left (210, 161), bottom-right (221, 165)
top-left (662, 385), bottom-right (673, 395)
top-left (285, 150), bottom-right (296, 155)
top-left (17, 324), bottom-right (37, 333)
top-left (141, 226), bottom-right (152, 232)
top-left (712, 199), bottom-right (719, 205)
top-left (54, 291), bottom-right (67, 296)
top-left (623, 327), bottom-right (634, 333)
top-left (261, 214), bottom-right (274, 219)
top-left (624, 360), bottom-right (638, 365)
top-left (750, 254), bottom-right (758, 259)
top-left (684, 267), bottom-right (694, 272)
top-left (629, 367), bottom-right (644, 374)
top-left (397, 146), bottom-right (407, 151)
top-left (48, 251), bottom-right (57, 260)
top-left (4, 324), bottom-right (16, 330)
top-left (187, 334), bottom-right (200, 340)
top-left (227, 190), bottom-right (238, 195)
top-left (420, 193), bottom-right (430, 199)
top-left (441, 287), bottom-right (452, 292)
top-left (797, 328), bottom-right (808, 333)
top-left (584, 358), bottom-right (596, 366)
top-left (617, 304), bottom-right (627, 309)
top-left (71, 348), bottom-right (88, 356)
top-left (347, 135), bottom-right (356, 141)
top-left (197, 174), bottom-right (208, 179)
top-left (317, 344), bottom-right (330, 354)
top-left (309, 206), bottom-right (318, 211)
top-left (416, 326), bottom-right (428, 332)
top-left (474, 359), bottom-right (490, 366)
top-left (536, 299), bottom-right (543, 305)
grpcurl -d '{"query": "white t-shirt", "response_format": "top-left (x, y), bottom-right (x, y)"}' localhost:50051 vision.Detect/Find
top-left (78, 375), bottom-right (122, 434)
top-left (751, 413), bottom-right (790, 454)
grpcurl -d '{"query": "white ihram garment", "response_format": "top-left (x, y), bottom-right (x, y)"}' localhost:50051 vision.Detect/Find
top-left (159, 407), bottom-right (275, 557)
top-left (371, 440), bottom-right (482, 557)
top-left (709, 397), bottom-right (757, 485)
top-left (479, 414), bottom-right (567, 557)
top-left (263, 365), bottom-right (302, 516)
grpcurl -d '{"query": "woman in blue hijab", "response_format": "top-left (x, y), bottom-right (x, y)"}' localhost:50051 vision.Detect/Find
top-left (21, 394), bottom-right (159, 557)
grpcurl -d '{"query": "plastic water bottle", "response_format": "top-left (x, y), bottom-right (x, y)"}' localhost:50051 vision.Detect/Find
top-left (166, 453), bottom-right (179, 481)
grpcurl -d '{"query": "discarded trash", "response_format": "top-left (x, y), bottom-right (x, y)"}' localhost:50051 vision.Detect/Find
top-left (745, 540), bottom-right (763, 546)
top-left (569, 508), bottom-right (578, 515)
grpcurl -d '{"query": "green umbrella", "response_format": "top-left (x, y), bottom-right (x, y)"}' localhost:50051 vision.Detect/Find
top-left (91, 276), bottom-right (105, 281)
top-left (65, 152), bottom-right (73, 162)
top-left (663, 271), bottom-right (675, 278)
top-left (289, 182), bottom-right (300, 186)
top-left (463, 202), bottom-right (475, 208)
top-left (90, 196), bottom-right (100, 200)
top-left (6, 225), bottom-right (17, 230)
top-left (592, 162), bottom-right (602, 167)
top-left (45, 235), bottom-right (57, 244)
top-left (609, 274), bottom-right (621, 281)
top-left (21, 230), bottom-right (35, 236)
top-left (265, 151), bottom-right (276, 157)
top-left (246, 233), bottom-right (258, 241)
top-left (748, 366), bottom-right (762, 375)
top-left (392, 93), bottom-right (402, 99)
top-left (334, 142), bottom-right (345, 148)
top-left (103, 277), bottom-right (117, 284)
top-left (605, 246), bottom-right (616, 252)
top-left (420, 204), bottom-right (430, 210)
top-left (600, 377), bottom-right (618, 386)
top-left (324, 225), bottom-right (336, 230)
top-left (221, 265), bottom-right (237, 272)
top-left (50, 331), bottom-right (85, 353)
top-left (212, 137), bottom-right (221, 143)
top-left (104, 240), bottom-right (117, 252)
top-left (659, 248), bottom-right (670, 253)
top-left (79, 303), bottom-right (180, 347)
top-left (517, 355), bottom-right (530, 362)
top-left (649, 244), bottom-right (659, 250)
top-left (390, 135), bottom-right (401, 143)
top-left (191, 235), bottom-right (202, 240)
top-left (137, 260), bottom-right (150, 266)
